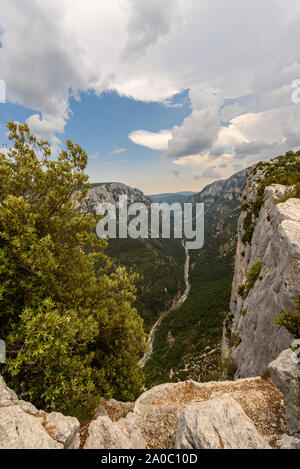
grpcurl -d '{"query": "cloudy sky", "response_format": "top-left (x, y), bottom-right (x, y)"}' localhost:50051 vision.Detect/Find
top-left (0, 0), bottom-right (300, 194)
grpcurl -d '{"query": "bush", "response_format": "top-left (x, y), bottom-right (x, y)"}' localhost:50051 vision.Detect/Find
top-left (275, 294), bottom-right (300, 339)
top-left (238, 262), bottom-right (262, 299)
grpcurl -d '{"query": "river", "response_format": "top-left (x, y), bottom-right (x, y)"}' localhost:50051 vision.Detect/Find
top-left (139, 240), bottom-right (191, 368)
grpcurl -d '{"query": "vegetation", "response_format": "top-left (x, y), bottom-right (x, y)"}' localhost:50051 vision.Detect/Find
top-left (144, 173), bottom-right (246, 386)
top-left (106, 236), bottom-right (185, 332)
top-left (0, 122), bottom-right (146, 418)
top-left (242, 151), bottom-right (300, 244)
top-left (275, 294), bottom-right (300, 339)
top-left (238, 262), bottom-right (262, 299)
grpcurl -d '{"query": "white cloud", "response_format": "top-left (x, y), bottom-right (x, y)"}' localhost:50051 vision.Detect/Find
top-left (89, 152), bottom-right (100, 160)
top-left (111, 148), bottom-right (126, 154)
top-left (0, 0), bottom-right (300, 181)
top-left (128, 129), bottom-right (172, 150)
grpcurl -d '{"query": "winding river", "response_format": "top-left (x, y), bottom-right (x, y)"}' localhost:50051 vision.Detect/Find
top-left (139, 240), bottom-right (191, 368)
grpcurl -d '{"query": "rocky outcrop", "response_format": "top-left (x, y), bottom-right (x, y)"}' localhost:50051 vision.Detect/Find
top-left (223, 162), bottom-right (300, 377)
top-left (84, 414), bottom-right (146, 449)
top-left (130, 376), bottom-right (285, 449)
top-left (268, 348), bottom-right (300, 436)
top-left (0, 372), bottom-right (288, 449)
top-left (81, 182), bottom-right (151, 215)
top-left (0, 375), bottom-right (80, 449)
top-left (277, 434), bottom-right (300, 449)
top-left (175, 396), bottom-right (271, 449)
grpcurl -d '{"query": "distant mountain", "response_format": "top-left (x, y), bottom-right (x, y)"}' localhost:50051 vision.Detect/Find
top-left (144, 169), bottom-right (248, 386)
top-left (82, 182), bottom-right (185, 331)
top-left (149, 191), bottom-right (196, 204)
top-left (84, 182), bottom-right (151, 213)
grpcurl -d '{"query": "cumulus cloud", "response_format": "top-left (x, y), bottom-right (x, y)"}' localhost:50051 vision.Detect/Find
top-left (128, 129), bottom-right (171, 150)
top-left (124, 0), bottom-right (183, 59)
top-left (202, 167), bottom-right (221, 179)
top-left (1, 0), bottom-right (300, 175)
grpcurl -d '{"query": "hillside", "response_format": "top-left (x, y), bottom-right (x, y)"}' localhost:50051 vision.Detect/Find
top-left (82, 182), bottom-right (185, 331)
top-left (222, 153), bottom-right (300, 378)
top-left (144, 170), bottom-right (247, 386)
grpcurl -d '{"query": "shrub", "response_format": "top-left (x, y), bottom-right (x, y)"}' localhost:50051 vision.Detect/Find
top-left (275, 294), bottom-right (300, 339)
top-left (238, 262), bottom-right (262, 299)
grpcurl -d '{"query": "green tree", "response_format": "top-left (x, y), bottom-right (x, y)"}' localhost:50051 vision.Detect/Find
top-left (0, 122), bottom-right (146, 417)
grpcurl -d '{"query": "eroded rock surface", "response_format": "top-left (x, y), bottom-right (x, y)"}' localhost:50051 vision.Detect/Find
top-left (223, 173), bottom-right (300, 377)
top-left (84, 413), bottom-right (146, 449)
top-left (0, 375), bottom-right (80, 449)
top-left (175, 396), bottom-right (271, 449)
top-left (268, 349), bottom-right (300, 436)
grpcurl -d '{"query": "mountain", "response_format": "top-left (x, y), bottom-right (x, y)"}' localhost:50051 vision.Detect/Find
top-left (144, 169), bottom-right (247, 386)
top-left (149, 191), bottom-right (196, 204)
top-left (82, 182), bottom-right (185, 331)
top-left (222, 154), bottom-right (300, 379)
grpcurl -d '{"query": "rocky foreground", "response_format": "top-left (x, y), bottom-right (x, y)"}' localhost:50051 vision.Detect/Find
top-left (0, 348), bottom-right (299, 450)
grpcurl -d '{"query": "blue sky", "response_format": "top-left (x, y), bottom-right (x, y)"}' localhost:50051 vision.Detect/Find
top-left (0, 89), bottom-right (194, 193)
top-left (1, 1), bottom-right (300, 193)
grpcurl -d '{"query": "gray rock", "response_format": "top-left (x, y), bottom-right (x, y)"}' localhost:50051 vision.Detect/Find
top-left (223, 175), bottom-right (300, 377)
top-left (277, 434), bottom-right (300, 449)
top-left (0, 374), bottom-right (79, 449)
top-left (84, 413), bottom-right (146, 449)
top-left (45, 412), bottom-right (80, 449)
top-left (175, 396), bottom-right (271, 449)
top-left (268, 349), bottom-right (300, 435)
top-left (0, 375), bottom-right (18, 406)
top-left (0, 405), bottom-right (63, 449)
top-left (94, 403), bottom-right (109, 419)
top-left (115, 402), bottom-right (134, 421)
top-left (17, 400), bottom-right (44, 416)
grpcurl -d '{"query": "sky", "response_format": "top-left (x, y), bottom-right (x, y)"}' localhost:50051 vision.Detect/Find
top-left (0, 0), bottom-right (300, 194)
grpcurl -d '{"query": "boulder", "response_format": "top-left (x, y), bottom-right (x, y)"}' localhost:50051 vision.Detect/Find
top-left (0, 374), bottom-right (80, 449)
top-left (277, 434), bottom-right (300, 449)
top-left (84, 413), bottom-right (146, 449)
top-left (268, 349), bottom-right (300, 435)
top-left (45, 412), bottom-right (80, 449)
top-left (0, 375), bottom-right (18, 406)
top-left (0, 405), bottom-right (63, 449)
top-left (175, 396), bottom-right (271, 449)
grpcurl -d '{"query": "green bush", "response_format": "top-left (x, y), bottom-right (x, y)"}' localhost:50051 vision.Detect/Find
top-left (275, 294), bottom-right (300, 339)
top-left (238, 262), bottom-right (262, 299)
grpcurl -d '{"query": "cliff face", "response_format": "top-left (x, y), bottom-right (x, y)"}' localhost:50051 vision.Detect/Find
top-left (81, 182), bottom-right (151, 214)
top-left (223, 164), bottom-right (300, 378)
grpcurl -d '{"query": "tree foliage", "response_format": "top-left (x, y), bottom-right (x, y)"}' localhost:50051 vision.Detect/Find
top-left (0, 122), bottom-right (146, 417)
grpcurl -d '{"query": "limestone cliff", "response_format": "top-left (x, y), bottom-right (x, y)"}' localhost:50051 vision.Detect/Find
top-left (223, 160), bottom-right (300, 378)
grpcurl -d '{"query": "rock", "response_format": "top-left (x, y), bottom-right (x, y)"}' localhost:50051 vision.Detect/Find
top-left (268, 349), bottom-right (300, 435)
top-left (0, 405), bottom-right (62, 449)
top-left (115, 402), bottom-right (134, 421)
top-left (84, 413), bottom-right (146, 449)
top-left (223, 166), bottom-right (300, 378)
top-left (17, 400), bottom-right (44, 416)
top-left (277, 434), bottom-right (300, 449)
top-left (0, 375), bottom-right (18, 406)
top-left (93, 403), bottom-right (109, 419)
top-left (0, 374), bottom-right (79, 449)
top-left (175, 396), bottom-right (271, 449)
top-left (45, 412), bottom-right (80, 449)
